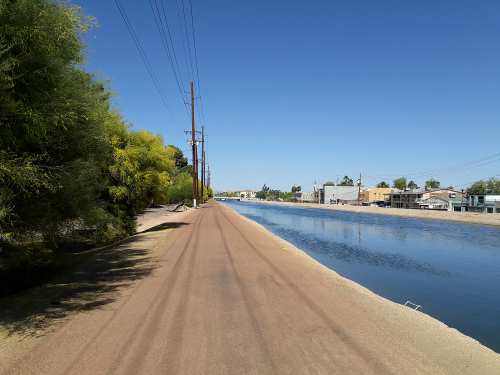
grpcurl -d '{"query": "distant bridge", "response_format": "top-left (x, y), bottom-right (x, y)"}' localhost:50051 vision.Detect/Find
top-left (213, 196), bottom-right (241, 201)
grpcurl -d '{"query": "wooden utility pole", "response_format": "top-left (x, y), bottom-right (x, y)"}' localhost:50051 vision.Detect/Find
top-left (191, 81), bottom-right (198, 208)
top-left (201, 125), bottom-right (205, 204)
top-left (207, 164), bottom-right (211, 189)
top-left (357, 173), bottom-right (362, 206)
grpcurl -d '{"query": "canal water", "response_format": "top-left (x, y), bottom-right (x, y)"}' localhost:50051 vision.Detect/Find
top-left (222, 200), bottom-right (500, 353)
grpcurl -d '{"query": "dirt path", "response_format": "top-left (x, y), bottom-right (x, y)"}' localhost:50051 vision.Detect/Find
top-left (1, 202), bottom-right (499, 374)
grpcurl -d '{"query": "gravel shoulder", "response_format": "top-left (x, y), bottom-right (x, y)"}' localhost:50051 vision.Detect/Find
top-left (245, 199), bottom-right (500, 227)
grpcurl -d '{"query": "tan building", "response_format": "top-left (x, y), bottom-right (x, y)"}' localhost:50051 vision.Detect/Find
top-left (360, 188), bottom-right (393, 206)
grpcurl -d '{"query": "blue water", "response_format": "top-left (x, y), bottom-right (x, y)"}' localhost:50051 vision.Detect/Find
top-left (222, 200), bottom-right (500, 352)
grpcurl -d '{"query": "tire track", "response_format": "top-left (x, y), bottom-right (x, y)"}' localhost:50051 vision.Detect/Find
top-left (155, 206), bottom-right (209, 374)
top-left (213, 209), bottom-right (279, 374)
top-left (3, 213), bottom-right (197, 375)
top-left (118, 210), bottom-right (205, 375)
top-left (60, 211), bottom-right (203, 375)
top-left (217, 205), bottom-right (393, 375)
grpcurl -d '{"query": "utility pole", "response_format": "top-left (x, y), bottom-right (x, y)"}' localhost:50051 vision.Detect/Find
top-left (201, 125), bottom-right (205, 204)
top-left (357, 173), bottom-right (362, 206)
top-left (207, 163), bottom-right (211, 190)
top-left (190, 81), bottom-right (198, 208)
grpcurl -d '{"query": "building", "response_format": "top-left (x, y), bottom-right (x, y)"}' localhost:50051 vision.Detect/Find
top-left (238, 190), bottom-right (256, 199)
top-left (389, 190), bottom-right (423, 209)
top-left (390, 188), bottom-right (464, 210)
top-left (295, 191), bottom-right (318, 203)
top-left (321, 185), bottom-right (360, 205)
top-left (467, 194), bottom-right (500, 213)
top-left (417, 196), bottom-right (464, 211)
top-left (360, 188), bottom-right (393, 206)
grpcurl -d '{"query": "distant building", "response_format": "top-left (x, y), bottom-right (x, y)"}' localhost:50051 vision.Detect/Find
top-left (390, 188), bottom-right (465, 210)
top-left (360, 188), bottom-right (393, 206)
top-left (389, 190), bottom-right (423, 209)
top-left (467, 194), bottom-right (500, 214)
top-left (320, 185), bottom-right (360, 205)
top-left (295, 191), bottom-right (318, 203)
top-left (417, 196), bottom-right (464, 211)
top-left (238, 190), bottom-right (256, 199)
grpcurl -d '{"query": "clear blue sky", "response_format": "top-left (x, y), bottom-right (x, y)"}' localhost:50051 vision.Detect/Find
top-left (72, 0), bottom-right (500, 192)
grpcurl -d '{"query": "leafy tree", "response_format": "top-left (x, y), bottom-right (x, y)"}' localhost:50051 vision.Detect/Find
top-left (291, 185), bottom-right (301, 193)
top-left (167, 145), bottom-right (188, 172)
top-left (166, 171), bottom-right (193, 205)
top-left (0, 0), bottom-right (109, 242)
top-left (407, 180), bottom-right (419, 190)
top-left (393, 177), bottom-right (407, 190)
top-left (256, 184), bottom-right (270, 199)
top-left (108, 129), bottom-right (175, 211)
top-left (338, 176), bottom-right (354, 186)
top-left (425, 178), bottom-right (440, 189)
top-left (468, 178), bottom-right (500, 195)
top-left (376, 181), bottom-right (389, 188)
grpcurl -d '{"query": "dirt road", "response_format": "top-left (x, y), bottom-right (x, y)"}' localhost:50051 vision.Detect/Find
top-left (1, 202), bottom-right (499, 374)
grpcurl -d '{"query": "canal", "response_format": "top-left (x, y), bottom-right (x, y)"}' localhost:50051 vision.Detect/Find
top-left (222, 200), bottom-right (500, 353)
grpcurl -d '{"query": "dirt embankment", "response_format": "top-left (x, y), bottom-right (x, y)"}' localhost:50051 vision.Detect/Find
top-left (244, 199), bottom-right (500, 227)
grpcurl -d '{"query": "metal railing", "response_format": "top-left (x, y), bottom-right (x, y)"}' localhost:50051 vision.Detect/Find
top-left (404, 300), bottom-right (422, 311)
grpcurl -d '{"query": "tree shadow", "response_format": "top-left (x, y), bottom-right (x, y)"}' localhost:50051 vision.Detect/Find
top-left (140, 222), bottom-right (188, 234)
top-left (0, 231), bottom-right (171, 338)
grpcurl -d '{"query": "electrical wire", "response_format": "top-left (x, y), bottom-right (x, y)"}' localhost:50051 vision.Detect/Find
top-left (148, 0), bottom-right (190, 115)
top-left (113, 0), bottom-right (170, 112)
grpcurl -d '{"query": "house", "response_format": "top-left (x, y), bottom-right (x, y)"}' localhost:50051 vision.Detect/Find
top-left (467, 194), bottom-right (500, 214)
top-left (389, 189), bottom-right (424, 209)
top-left (238, 190), bottom-right (256, 199)
top-left (390, 188), bottom-right (465, 210)
top-left (295, 191), bottom-right (318, 203)
top-left (321, 185), bottom-right (360, 205)
top-left (417, 196), bottom-right (464, 211)
top-left (360, 188), bottom-right (393, 206)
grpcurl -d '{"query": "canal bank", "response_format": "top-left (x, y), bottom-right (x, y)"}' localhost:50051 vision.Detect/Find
top-left (241, 199), bottom-right (500, 227)
top-left (2, 202), bottom-right (499, 374)
top-left (222, 200), bottom-right (500, 354)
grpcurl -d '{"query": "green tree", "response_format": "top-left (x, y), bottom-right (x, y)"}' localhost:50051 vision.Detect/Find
top-left (407, 180), bottom-right (419, 190)
top-left (167, 145), bottom-right (188, 172)
top-left (376, 181), bottom-right (389, 188)
top-left (425, 179), bottom-right (440, 189)
top-left (0, 0), bottom-right (110, 242)
top-left (291, 185), bottom-right (301, 193)
top-left (468, 178), bottom-right (500, 195)
top-left (339, 176), bottom-right (354, 186)
top-left (256, 184), bottom-right (270, 199)
top-left (393, 177), bottom-right (407, 190)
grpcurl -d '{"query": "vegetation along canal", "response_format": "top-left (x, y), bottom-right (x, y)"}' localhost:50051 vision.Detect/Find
top-left (222, 200), bottom-right (500, 353)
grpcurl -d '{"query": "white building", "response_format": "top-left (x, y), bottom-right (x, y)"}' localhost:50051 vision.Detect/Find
top-left (238, 190), bottom-right (257, 199)
top-left (321, 185), bottom-right (360, 204)
top-left (295, 191), bottom-right (318, 203)
top-left (468, 194), bottom-right (500, 214)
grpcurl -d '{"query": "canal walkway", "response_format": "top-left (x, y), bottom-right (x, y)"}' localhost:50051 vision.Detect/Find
top-left (1, 202), bottom-right (499, 374)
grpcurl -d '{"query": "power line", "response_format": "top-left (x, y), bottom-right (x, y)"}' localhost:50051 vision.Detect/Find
top-left (365, 151), bottom-right (500, 181)
top-left (113, 0), bottom-right (170, 111)
top-left (187, 0), bottom-right (206, 124)
top-left (176, 0), bottom-right (197, 82)
top-left (148, 0), bottom-right (190, 115)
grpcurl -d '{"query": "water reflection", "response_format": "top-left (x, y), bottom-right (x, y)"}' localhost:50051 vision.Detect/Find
top-left (247, 214), bottom-right (449, 276)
